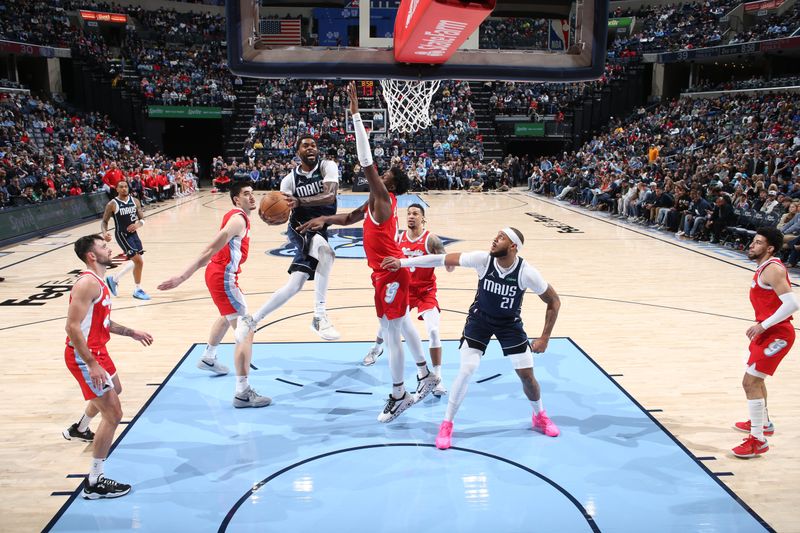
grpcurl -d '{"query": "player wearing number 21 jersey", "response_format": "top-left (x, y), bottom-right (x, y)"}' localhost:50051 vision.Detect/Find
top-left (381, 227), bottom-right (562, 450)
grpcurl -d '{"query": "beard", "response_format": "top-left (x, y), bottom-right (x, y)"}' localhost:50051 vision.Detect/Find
top-left (97, 256), bottom-right (115, 267)
top-left (300, 153), bottom-right (317, 167)
top-left (490, 248), bottom-right (508, 258)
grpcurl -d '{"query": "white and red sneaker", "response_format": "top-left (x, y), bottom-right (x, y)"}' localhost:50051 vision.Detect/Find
top-left (532, 411), bottom-right (560, 437)
top-left (436, 420), bottom-right (453, 450)
top-left (732, 435), bottom-right (769, 458)
top-left (733, 420), bottom-right (774, 436)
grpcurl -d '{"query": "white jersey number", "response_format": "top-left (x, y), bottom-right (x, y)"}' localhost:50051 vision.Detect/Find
top-left (764, 338), bottom-right (788, 357)
top-left (384, 282), bottom-right (400, 304)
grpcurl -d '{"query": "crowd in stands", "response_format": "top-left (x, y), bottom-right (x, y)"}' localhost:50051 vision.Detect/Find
top-left (240, 79), bottom-right (484, 181)
top-left (686, 75), bottom-right (800, 93)
top-left (730, 1), bottom-right (800, 44)
top-left (0, 91), bottom-right (198, 209)
top-left (609, 0), bottom-right (800, 55)
top-left (210, 151), bottom-right (529, 194)
top-left (485, 61), bottom-right (630, 118)
top-left (127, 36), bottom-right (236, 106)
top-left (527, 92), bottom-right (800, 254)
top-left (479, 18), bottom-right (549, 50)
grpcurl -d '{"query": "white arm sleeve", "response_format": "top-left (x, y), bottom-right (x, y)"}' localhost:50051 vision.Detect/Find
top-left (351, 113), bottom-right (373, 168)
top-left (400, 254), bottom-right (446, 268)
top-left (459, 251), bottom-right (491, 277)
top-left (760, 292), bottom-right (800, 330)
top-left (321, 159), bottom-right (340, 183)
top-left (519, 262), bottom-right (548, 295)
top-left (280, 173), bottom-right (294, 195)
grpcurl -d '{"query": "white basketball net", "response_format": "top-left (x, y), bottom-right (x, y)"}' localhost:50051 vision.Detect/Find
top-left (379, 79), bottom-right (441, 133)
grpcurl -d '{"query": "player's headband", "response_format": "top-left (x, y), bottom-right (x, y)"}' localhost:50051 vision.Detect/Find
top-left (502, 227), bottom-right (523, 251)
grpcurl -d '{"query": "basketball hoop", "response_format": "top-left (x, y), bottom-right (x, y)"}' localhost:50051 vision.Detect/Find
top-left (379, 79), bottom-right (441, 133)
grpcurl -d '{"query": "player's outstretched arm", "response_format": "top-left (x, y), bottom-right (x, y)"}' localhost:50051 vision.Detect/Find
top-left (348, 81), bottom-right (391, 223)
top-left (382, 252), bottom-right (462, 271)
top-left (157, 215), bottom-right (246, 290)
top-left (427, 233), bottom-right (456, 272)
top-left (297, 202), bottom-right (366, 233)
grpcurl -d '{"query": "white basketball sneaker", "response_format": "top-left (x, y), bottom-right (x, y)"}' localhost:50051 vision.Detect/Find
top-left (311, 315), bottom-right (340, 341)
top-left (362, 345), bottom-right (384, 366)
top-left (377, 392), bottom-right (414, 423)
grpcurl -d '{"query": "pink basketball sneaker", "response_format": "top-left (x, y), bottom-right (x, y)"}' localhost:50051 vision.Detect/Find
top-left (436, 420), bottom-right (453, 450)
top-left (532, 411), bottom-right (560, 437)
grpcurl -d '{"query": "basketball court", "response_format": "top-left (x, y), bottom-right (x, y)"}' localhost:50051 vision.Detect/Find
top-left (1, 190), bottom-right (798, 531)
top-left (1, 0), bottom-right (798, 530)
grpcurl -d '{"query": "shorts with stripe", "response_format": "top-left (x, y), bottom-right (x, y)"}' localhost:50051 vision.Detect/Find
top-left (286, 225), bottom-right (328, 281)
top-left (460, 313), bottom-right (529, 356)
top-left (115, 230), bottom-right (144, 258)
top-left (372, 268), bottom-right (410, 321)
top-left (205, 266), bottom-right (248, 316)
top-left (747, 321), bottom-right (794, 376)
top-left (65, 345), bottom-right (116, 400)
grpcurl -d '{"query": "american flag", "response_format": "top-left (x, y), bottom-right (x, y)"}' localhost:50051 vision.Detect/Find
top-left (259, 19), bottom-right (301, 46)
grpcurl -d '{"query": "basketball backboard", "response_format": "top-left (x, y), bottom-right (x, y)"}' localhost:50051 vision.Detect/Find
top-left (227, 0), bottom-right (608, 82)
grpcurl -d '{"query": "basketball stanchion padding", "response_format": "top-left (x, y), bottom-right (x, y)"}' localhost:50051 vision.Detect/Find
top-left (393, 0), bottom-right (495, 64)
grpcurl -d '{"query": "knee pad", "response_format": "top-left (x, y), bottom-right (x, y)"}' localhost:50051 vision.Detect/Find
top-left (309, 234), bottom-right (332, 261)
top-left (422, 309), bottom-right (441, 348)
top-left (459, 347), bottom-right (482, 376)
top-left (509, 349), bottom-right (534, 370)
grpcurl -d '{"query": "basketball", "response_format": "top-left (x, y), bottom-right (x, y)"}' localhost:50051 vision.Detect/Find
top-left (259, 191), bottom-right (290, 225)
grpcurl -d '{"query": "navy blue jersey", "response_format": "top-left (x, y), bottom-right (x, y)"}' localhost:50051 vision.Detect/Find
top-left (468, 257), bottom-right (525, 324)
top-left (288, 162), bottom-right (337, 227)
top-left (112, 196), bottom-right (139, 235)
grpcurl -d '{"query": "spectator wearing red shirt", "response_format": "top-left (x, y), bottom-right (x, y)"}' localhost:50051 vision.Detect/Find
top-left (103, 162), bottom-right (125, 197)
top-left (212, 172), bottom-right (231, 193)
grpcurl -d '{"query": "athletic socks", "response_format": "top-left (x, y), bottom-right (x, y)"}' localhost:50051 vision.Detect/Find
top-left (432, 365), bottom-right (441, 378)
top-left (748, 398), bottom-right (766, 440)
top-left (202, 344), bottom-right (218, 362)
top-left (89, 458), bottom-right (105, 486)
top-left (416, 361), bottom-right (429, 379)
top-left (392, 383), bottom-right (405, 399)
top-left (531, 399), bottom-right (543, 416)
top-left (77, 413), bottom-right (94, 433)
top-left (236, 376), bottom-right (249, 394)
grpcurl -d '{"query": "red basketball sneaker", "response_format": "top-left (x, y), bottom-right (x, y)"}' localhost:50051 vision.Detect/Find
top-left (732, 435), bottom-right (769, 458)
top-left (733, 420), bottom-right (775, 436)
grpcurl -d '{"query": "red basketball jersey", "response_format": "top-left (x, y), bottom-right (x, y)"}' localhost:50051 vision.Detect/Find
top-left (65, 271), bottom-right (111, 350)
top-left (750, 258), bottom-right (793, 324)
top-left (398, 229), bottom-right (436, 291)
top-left (209, 208), bottom-right (250, 277)
top-left (363, 193), bottom-right (402, 271)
